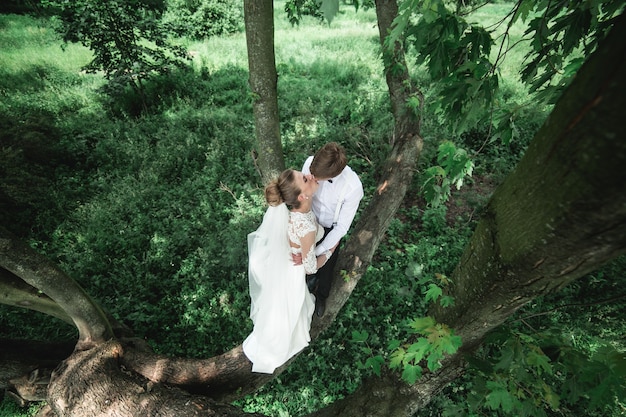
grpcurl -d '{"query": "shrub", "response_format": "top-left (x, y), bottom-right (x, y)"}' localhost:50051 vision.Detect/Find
top-left (162, 0), bottom-right (243, 40)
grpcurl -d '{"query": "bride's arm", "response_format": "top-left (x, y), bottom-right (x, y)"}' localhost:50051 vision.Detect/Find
top-left (300, 232), bottom-right (330, 274)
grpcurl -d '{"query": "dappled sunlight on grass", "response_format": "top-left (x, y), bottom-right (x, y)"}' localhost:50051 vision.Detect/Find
top-left (188, 35), bottom-right (248, 71)
top-left (0, 15), bottom-right (92, 73)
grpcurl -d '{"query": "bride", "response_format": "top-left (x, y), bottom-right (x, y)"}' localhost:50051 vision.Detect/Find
top-left (243, 169), bottom-right (331, 374)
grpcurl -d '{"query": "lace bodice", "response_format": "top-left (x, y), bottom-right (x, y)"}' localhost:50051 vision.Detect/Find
top-left (288, 210), bottom-right (323, 274)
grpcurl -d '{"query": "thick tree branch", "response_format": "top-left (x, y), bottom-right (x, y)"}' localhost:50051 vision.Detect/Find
top-left (309, 11), bottom-right (626, 417)
top-left (0, 230), bottom-right (113, 349)
top-left (47, 340), bottom-right (266, 417)
top-left (309, 0), bottom-right (424, 334)
top-left (0, 267), bottom-right (72, 325)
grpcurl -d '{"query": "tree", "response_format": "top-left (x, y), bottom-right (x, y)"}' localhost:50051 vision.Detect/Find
top-left (309, 10), bottom-right (626, 415)
top-left (47, 0), bottom-right (189, 113)
top-left (2, 6), bottom-right (626, 417)
top-left (244, 0), bottom-right (285, 183)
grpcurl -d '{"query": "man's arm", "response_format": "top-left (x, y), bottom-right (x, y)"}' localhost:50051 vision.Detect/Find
top-left (314, 184), bottom-right (363, 256)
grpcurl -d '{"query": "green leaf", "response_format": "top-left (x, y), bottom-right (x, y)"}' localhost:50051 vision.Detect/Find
top-left (441, 334), bottom-right (462, 354)
top-left (421, 0), bottom-right (444, 23)
top-left (526, 349), bottom-right (552, 375)
top-left (421, 165), bottom-right (447, 206)
top-left (424, 165), bottom-right (446, 180)
top-left (563, 57), bottom-right (585, 77)
top-left (426, 349), bottom-right (444, 371)
top-left (401, 363), bottom-right (423, 384)
top-left (389, 347), bottom-right (406, 369)
top-left (407, 316), bottom-right (436, 333)
top-left (387, 339), bottom-right (402, 351)
top-left (425, 283), bottom-right (443, 303)
top-left (437, 141), bottom-right (456, 165)
top-left (407, 95), bottom-right (422, 113)
top-left (494, 344), bottom-right (516, 370)
top-left (406, 338), bottom-right (431, 363)
top-left (388, 0), bottom-right (420, 53)
top-left (351, 330), bottom-right (369, 343)
top-left (365, 355), bottom-right (385, 376)
top-left (492, 109), bottom-right (518, 145)
top-left (485, 387), bottom-right (514, 412)
top-left (432, 141), bottom-right (474, 192)
top-left (439, 295), bottom-right (455, 307)
top-left (588, 376), bottom-right (615, 409)
top-left (513, 0), bottom-right (535, 23)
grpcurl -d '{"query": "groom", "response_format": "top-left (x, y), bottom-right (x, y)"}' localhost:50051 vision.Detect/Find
top-left (302, 142), bottom-right (364, 317)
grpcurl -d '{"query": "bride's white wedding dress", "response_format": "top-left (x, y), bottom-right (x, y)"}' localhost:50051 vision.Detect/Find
top-left (243, 204), bottom-right (321, 374)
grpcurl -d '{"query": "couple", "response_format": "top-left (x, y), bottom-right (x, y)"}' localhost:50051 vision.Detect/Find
top-left (243, 142), bottom-right (364, 374)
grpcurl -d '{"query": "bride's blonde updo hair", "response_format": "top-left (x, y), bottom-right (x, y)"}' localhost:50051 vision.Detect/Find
top-left (265, 169), bottom-right (303, 209)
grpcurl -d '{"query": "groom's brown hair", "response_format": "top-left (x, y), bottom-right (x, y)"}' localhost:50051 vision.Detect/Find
top-left (310, 142), bottom-right (347, 179)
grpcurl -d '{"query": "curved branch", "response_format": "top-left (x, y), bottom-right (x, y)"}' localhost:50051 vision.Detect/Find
top-left (119, 343), bottom-right (268, 401)
top-left (0, 267), bottom-right (72, 325)
top-left (0, 230), bottom-right (113, 349)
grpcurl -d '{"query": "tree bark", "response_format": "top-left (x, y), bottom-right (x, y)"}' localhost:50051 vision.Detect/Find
top-left (374, 0), bottom-right (422, 135)
top-left (244, 0), bottom-right (285, 183)
top-left (46, 340), bottom-right (264, 417)
top-left (0, 267), bottom-right (72, 325)
top-left (0, 233), bottom-right (113, 350)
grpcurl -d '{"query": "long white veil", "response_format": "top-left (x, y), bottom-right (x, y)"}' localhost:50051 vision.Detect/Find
top-left (247, 203), bottom-right (290, 322)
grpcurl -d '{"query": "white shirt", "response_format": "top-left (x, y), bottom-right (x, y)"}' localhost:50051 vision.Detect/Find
top-left (302, 156), bottom-right (364, 256)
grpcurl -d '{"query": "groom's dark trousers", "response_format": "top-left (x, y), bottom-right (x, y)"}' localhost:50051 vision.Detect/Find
top-left (309, 226), bottom-right (339, 300)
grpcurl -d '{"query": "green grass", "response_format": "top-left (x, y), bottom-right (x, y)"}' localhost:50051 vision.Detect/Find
top-left (0, 399), bottom-right (45, 417)
top-left (0, 14), bottom-right (103, 129)
top-left (0, 14), bottom-right (92, 75)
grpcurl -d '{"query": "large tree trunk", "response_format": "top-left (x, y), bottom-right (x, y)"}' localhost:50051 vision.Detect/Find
top-left (308, 11), bottom-right (626, 417)
top-left (46, 340), bottom-right (264, 417)
top-left (244, 0), bottom-right (285, 182)
top-left (310, 0), bottom-right (424, 336)
top-left (374, 0), bottom-right (422, 134)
